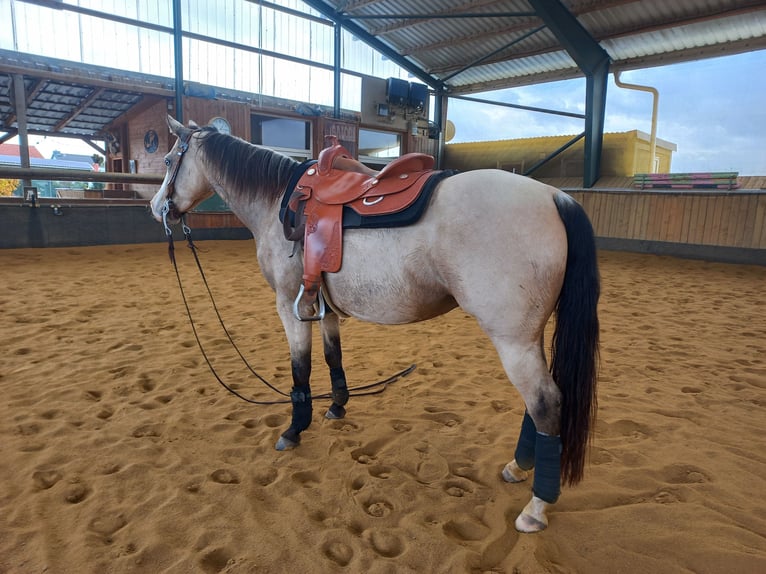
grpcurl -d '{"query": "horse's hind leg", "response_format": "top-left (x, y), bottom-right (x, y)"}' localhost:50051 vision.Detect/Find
top-left (320, 312), bottom-right (349, 419)
top-left (492, 338), bottom-right (562, 533)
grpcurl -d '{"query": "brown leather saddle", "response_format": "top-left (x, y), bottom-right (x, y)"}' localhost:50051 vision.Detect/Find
top-left (282, 136), bottom-right (438, 320)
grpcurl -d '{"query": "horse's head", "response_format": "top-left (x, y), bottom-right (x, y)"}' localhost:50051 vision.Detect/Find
top-left (150, 115), bottom-right (214, 223)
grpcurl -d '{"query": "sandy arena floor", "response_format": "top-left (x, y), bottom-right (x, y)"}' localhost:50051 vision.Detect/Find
top-left (1, 240), bottom-right (764, 573)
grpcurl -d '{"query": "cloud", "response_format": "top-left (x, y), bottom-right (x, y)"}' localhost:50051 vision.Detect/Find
top-left (447, 50), bottom-right (766, 175)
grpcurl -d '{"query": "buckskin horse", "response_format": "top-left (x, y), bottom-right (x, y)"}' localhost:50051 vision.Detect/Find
top-left (150, 115), bottom-right (599, 533)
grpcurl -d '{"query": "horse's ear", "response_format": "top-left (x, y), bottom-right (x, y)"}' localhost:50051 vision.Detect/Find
top-left (166, 114), bottom-right (185, 135)
top-left (188, 120), bottom-right (199, 128)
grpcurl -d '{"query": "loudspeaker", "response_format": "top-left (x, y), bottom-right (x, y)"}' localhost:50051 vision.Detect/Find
top-left (408, 82), bottom-right (428, 110)
top-left (386, 78), bottom-right (409, 106)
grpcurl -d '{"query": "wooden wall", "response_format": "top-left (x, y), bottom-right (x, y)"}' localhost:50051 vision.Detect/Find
top-left (126, 99), bottom-right (171, 198)
top-left (184, 98), bottom-right (251, 140)
top-left (186, 211), bottom-right (248, 230)
top-left (567, 190), bottom-right (766, 255)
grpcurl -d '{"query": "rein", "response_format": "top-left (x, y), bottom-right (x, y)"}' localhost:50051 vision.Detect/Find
top-left (159, 147), bottom-right (415, 404)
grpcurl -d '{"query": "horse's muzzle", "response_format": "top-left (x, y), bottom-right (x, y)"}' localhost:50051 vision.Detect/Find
top-left (158, 198), bottom-right (184, 230)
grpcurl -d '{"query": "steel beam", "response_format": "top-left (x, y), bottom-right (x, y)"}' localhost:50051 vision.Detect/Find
top-left (301, 0), bottom-right (443, 90)
top-left (527, 0), bottom-right (611, 187)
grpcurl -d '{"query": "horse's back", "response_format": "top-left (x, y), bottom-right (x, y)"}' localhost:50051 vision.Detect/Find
top-left (325, 169), bottom-right (568, 328)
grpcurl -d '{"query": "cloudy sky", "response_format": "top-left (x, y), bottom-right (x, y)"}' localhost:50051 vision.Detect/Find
top-left (447, 49), bottom-right (766, 175)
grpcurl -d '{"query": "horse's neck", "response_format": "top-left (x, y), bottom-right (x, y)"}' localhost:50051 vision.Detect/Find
top-left (206, 168), bottom-right (282, 244)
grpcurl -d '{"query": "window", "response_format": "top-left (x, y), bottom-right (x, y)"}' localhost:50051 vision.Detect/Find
top-left (358, 129), bottom-right (401, 168)
top-left (251, 114), bottom-right (311, 161)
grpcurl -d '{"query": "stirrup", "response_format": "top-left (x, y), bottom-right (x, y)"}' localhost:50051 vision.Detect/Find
top-left (293, 284), bottom-right (326, 322)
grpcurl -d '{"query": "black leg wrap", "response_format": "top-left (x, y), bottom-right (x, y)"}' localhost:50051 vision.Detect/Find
top-left (329, 367), bottom-right (349, 406)
top-left (327, 402), bottom-right (346, 419)
top-left (514, 411), bottom-right (537, 471)
top-left (287, 386), bottom-right (313, 434)
top-left (532, 433), bottom-right (562, 504)
top-left (280, 426), bottom-right (301, 446)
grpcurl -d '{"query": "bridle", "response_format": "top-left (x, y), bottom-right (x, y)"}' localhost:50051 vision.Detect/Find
top-left (160, 127), bottom-right (196, 237)
top-left (158, 128), bottom-right (414, 405)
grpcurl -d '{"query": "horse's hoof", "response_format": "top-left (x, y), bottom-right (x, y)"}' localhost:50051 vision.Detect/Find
top-left (275, 436), bottom-right (298, 451)
top-left (515, 512), bottom-right (548, 533)
top-left (275, 429), bottom-right (301, 451)
top-left (325, 404), bottom-right (346, 419)
top-left (514, 496), bottom-right (549, 533)
top-left (501, 460), bottom-right (529, 483)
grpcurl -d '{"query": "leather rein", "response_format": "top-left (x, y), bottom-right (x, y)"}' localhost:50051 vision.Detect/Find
top-left (159, 130), bottom-right (414, 405)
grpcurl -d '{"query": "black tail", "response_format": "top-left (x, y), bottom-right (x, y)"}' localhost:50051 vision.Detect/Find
top-left (551, 192), bottom-right (600, 486)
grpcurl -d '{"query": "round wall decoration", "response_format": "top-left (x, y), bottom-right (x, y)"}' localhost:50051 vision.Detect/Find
top-left (209, 116), bottom-right (232, 135)
top-left (143, 129), bottom-right (159, 153)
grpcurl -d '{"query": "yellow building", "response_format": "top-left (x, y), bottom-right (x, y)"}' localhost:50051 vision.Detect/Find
top-left (444, 130), bottom-right (676, 178)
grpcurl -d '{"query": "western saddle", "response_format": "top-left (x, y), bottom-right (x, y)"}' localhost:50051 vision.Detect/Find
top-left (283, 136), bottom-right (438, 321)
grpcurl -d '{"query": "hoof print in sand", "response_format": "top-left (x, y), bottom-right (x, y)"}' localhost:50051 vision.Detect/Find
top-left (89, 513), bottom-right (128, 543)
top-left (199, 547), bottom-right (234, 573)
top-left (322, 539), bottom-right (354, 567)
top-left (261, 414), bottom-right (285, 428)
top-left (33, 469), bottom-right (62, 490)
top-left (367, 529), bottom-right (405, 558)
top-left (64, 482), bottom-right (89, 504)
top-left (210, 469), bottom-right (240, 484)
top-left (443, 477), bottom-right (475, 497)
top-left (363, 497), bottom-right (394, 518)
top-left (443, 515), bottom-right (490, 542)
top-left (291, 470), bottom-right (320, 488)
top-left (131, 424), bottom-right (163, 438)
top-left (663, 463), bottom-right (711, 485)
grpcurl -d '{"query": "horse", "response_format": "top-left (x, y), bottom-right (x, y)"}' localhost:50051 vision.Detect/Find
top-left (150, 115), bottom-right (600, 533)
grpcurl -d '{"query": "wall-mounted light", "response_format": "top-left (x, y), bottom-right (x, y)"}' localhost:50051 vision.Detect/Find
top-left (376, 103), bottom-right (389, 117)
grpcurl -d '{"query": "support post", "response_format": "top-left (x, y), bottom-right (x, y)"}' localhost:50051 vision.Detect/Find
top-left (584, 59), bottom-right (609, 187)
top-left (172, 0), bottom-right (184, 123)
top-left (434, 89), bottom-right (448, 169)
top-left (333, 22), bottom-right (341, 119)
top-left (12, 73), bottom-right (31, 189)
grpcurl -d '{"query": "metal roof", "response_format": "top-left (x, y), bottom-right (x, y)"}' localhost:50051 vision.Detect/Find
top-left (307, 0), bottom-right (766, 93)
top-left (0, 0), bottom-right (764, 142)
top-left (0, 49), bottom-right (174, 145)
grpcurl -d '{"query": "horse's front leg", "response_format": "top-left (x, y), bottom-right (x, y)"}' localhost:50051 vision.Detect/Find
top-left (320, 311), bottom-right (348, 420)
top-left (274, 294), bottom-right (314, 451)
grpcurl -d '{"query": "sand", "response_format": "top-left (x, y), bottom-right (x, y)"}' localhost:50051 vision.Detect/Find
top-left (1, 240), bottom-right (764, 574)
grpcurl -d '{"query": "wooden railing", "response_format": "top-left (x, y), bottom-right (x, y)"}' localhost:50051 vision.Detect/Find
top-left (566, 188), bottom-right (765, 255)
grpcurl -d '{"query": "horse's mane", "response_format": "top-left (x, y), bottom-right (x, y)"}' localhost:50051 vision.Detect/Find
top-left (196, 127), bottom-right (298, 205)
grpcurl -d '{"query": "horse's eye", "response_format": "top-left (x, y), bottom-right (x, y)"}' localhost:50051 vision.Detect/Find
top-left (164, 158), bottom-right (171, 167)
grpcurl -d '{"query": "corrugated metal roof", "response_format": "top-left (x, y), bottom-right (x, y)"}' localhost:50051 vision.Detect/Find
top-left (1, 0), bottom-right (764, 140)
top-left (0, 49), bottom-right (174, 141)
top-left (315, 0), bottom-right (766, 93)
